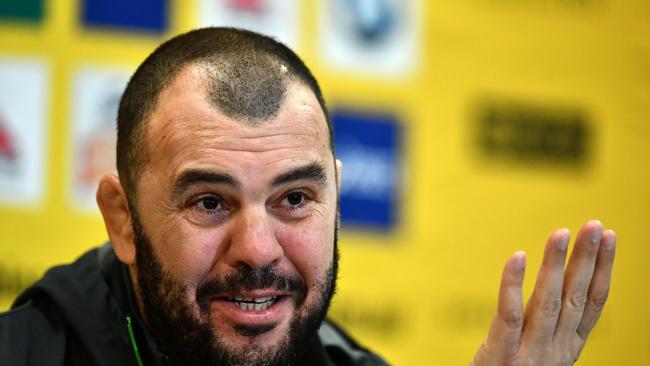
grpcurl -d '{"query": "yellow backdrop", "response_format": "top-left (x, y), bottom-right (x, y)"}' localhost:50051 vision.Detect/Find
top-left (0, 0), bottom-right (648, 365)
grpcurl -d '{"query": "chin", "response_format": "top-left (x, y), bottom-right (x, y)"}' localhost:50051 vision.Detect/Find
top-left (223, 320), bottom-right (290, 348)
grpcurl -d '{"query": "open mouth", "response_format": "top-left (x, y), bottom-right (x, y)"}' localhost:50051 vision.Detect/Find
top-left (208, 294), bottom-right (293, 335)
top-left (227, 296), bottom-right (280, 311)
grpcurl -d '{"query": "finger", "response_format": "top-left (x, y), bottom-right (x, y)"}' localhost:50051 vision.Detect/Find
top-left (554, 220), bottom-right (604, 342)
top-left (520, 228), bottom-right (570, 351)
top-left (483, 251), bottom-right (527, 359)
top-left (576, 229), bottom-right (616, 340)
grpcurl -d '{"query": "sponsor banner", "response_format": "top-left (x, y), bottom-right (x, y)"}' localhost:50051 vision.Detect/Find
top-left (333, 109), bottom-right (402, 230)
top-left (81, 0), bottom-right (168, 33)
top-left (320, 0), bottom-right (418, 76)
top-left (70, 66), bottom-right (130, 211)
top-left (0, 57), bottom-right (48, 205)
top-left (197, 0), bottom-right (299, 49)
top-left (474, 98), bottom-right (591, 165)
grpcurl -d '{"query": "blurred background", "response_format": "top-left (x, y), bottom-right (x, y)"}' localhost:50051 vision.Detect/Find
top-left (0, 0), bottom-right (648, 364)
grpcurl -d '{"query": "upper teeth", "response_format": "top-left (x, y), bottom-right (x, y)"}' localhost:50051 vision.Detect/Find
top-left (229, 296), bottom-right (278, 311)
top-left (232, 296), bottom-right (275, 303)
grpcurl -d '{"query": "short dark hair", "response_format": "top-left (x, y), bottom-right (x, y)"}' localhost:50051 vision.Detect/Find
top-left (116, 27), bottom-right (331, 207)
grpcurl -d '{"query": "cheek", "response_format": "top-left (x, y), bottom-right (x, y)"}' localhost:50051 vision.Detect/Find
top-left (154, 223), bottom-right (226, 286)
top-left (277, 217), bottom-right (335, 284)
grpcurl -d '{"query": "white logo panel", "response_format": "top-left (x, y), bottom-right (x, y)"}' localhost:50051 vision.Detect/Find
top-left (320, 0), bottom-right (419, 76)
top-left (0, 57), bottom-right (48, 206)
top-left (70, 66), bottom-right (130, 211)
top-left (197, 0), bottom-right (299, 49)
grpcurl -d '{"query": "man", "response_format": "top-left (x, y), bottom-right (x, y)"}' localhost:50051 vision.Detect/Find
top-left (0, 28), bottom-right (616, 366)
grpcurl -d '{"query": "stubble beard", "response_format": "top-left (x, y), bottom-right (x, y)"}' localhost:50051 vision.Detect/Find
top-left (131, 212), bottom-right (339, 366)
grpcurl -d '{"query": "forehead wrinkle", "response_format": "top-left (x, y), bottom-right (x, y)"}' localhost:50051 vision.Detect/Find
top-left (218, 129), bottom-right (318, 153)
top-left (151, 118), bottom-right (222, 162)
top-left (163, 127), bottom-right (319, 156)
top-left (156, 106), bottom-right (322, 152)
top-left (153, 91), bottom-right (322, 152)
top-left (146, 69), bottom-right (330, 173)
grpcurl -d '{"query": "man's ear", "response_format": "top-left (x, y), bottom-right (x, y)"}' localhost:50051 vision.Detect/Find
top-left (96, 174), bottom-right (136, 265)
top-left (335, 159), bottom-right (343, 194)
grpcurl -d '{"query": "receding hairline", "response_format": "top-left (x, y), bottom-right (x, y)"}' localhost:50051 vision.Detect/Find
top-left (136, 62), bottom-right (332, 167)
top-left (139, 60), bottom-right (327, 130)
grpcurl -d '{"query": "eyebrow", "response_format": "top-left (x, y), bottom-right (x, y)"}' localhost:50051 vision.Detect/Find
top-left (171, 161), bottom-right (327, 197)
top-left (272, 161), bottom-right (327, 188)
top-left (172, 169), bottom-right (239, 198)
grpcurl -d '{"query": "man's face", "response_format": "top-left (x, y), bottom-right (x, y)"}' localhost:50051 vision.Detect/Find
top-left (130, 65), bottom-right (339, 365)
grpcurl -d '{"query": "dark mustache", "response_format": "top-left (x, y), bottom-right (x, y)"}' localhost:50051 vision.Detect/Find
top-left (196, 265), bottom-right (307, 311)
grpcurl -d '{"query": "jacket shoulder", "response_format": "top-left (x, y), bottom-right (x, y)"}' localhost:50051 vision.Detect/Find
top-left (318, 319), bottom-right (390, 366)
top-left (4, 245), bottom-right (136, 366)
top-left (0, 300), bottom-right (66, 366)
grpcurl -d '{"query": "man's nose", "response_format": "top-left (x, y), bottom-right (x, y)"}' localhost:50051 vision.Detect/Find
top-left (225, 207), bottom-right (284, 270)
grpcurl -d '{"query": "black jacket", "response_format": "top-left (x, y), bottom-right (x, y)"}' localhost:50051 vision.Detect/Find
top-left (0, 244), bottom-right (387, 366)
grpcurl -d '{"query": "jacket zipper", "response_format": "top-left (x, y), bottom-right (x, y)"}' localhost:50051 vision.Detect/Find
top-left (126, 315), bottom-right (145, 366)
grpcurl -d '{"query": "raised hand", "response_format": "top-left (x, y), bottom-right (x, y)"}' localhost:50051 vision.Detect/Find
top-left (470, 220), bottom-right (616, 366)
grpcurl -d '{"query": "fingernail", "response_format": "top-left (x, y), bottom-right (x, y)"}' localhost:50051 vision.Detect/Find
top-left (590, 226), bottom-right (603, 245)
top-left (590, 219), bottom-right (603, 226)
top-left (557, 229), bottom-right (570, 251)
top-left (603, 230), bottom-right (616, 251)
top-left (514, 251), bottom-right (526, 270)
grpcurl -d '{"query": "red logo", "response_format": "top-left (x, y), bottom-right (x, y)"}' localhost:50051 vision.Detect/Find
top-left (0, 115), bottom-right (16, 162)
top-left (227, 0), bottom-right (266, 14)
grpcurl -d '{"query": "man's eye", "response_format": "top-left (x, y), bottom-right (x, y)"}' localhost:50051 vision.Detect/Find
top-left (192, 196), bottom-right (225, 215)
top-left (186, 195), bottom-right (228, 226)
top-left (286, 192), bottom-right (304, 206)
top-left (200, 197), bottom-right (220, 211)
top-left (279, 191), bottom-right (312, 212)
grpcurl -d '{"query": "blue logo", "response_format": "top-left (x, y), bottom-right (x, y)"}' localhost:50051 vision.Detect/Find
top-left (333, 109), bottom-right (401, 230)
top-left (82, 0), bottom-right (168, 33)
